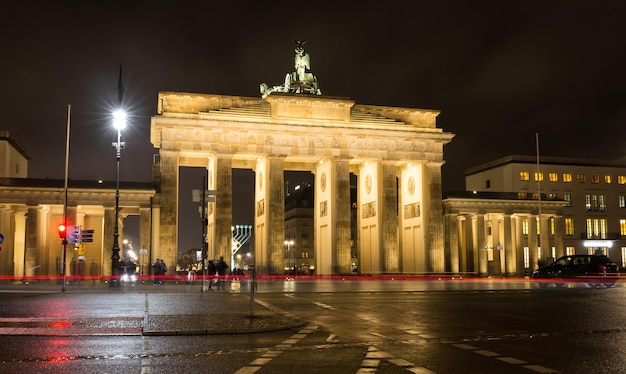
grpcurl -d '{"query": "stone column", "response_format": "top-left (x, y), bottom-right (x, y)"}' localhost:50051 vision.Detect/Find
top-left (214, 156), bottom-right (233, 263)
top-left (425, 162), bottom-right (445, 273)
top-left (503, 214), bottom-right (515, 276)
top-left (529, 215), bottom-right (538, 271)
top-left (466, 214), bottom-right (476, 274)
top-left (158, 152), bottom-right (179, 270)
top-left (540, 215), bottom-right (551, 263)
top-left (554, 215), bottom-right (565, 259)
top-left (456, 216), bottom-right (466, 274)
top-left (13, 207), bottom-right (27, 277)
top-left (24, 206), bottom-right (39, 278)
top-left (139, 207), bottom-right (152, 276)
top-left (515, 216), bottom-right (526, 274)
top-left (267, 156), bottom-right (285, 274)
top-left (446, 213), bottom-right (460, 274)
top-left (492, 216), bottom-right (502, 276)
top-left (477, 214), bottom-right (488, 276)
top-left (103, 207), bottom-right (115, 277)
top-left (381, 162), bottom-right (399, 273)
top-left (333, 158), bottom-right (352, 274)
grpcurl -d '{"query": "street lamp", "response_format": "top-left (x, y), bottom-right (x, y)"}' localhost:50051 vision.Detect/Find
top-left (284, 240), bottom-right (294, 274)
top-left (110, 109), bottom-right (126, 287)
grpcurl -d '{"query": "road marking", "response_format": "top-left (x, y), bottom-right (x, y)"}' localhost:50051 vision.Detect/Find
top-left (234, 323), bottom-right (319, 374)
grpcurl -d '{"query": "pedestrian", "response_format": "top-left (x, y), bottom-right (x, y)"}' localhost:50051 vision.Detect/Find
top-left (160, 259), bottom-right (167, 284)
top-left (90, 259), bottom-right (99, 286)
top-left (152, 259), bottom-right (161, 284)
top-left (207, 260), bottom-right (216, 290)
top-left (216, 256), bottom-right (228, 290)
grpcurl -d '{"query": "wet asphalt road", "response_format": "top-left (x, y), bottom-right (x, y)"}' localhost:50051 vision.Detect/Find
top-left (0, 278), bottom-right (624, 373)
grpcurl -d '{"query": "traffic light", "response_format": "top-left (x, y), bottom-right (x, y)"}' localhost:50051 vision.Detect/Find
top-left (58, 224), bottom-right (66, 239)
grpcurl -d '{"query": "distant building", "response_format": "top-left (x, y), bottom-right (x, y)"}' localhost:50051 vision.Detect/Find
top-left (284, 183), bottom-right (315, 274)
top-left (0, 132), bottom-right (157, 279)
top-left (464, 155), bottom-right (626, 270)
top-left (0, 131), bottom-right (29, 178)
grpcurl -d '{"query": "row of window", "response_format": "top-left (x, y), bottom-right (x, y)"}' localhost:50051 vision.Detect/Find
top-left (518, 216), bottom-right (626, 238)
top-left (516, 192), bottom-right (626, 211)
top-left (520, 172), bottom-right (626, 184)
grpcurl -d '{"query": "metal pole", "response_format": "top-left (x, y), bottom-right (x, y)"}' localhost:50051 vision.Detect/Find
top-left (201, 175), bottom-right (208, 292)
top-left (111, 126), bottom-right (123, 287)
top-left (62, 105), bottom-right (71, 292)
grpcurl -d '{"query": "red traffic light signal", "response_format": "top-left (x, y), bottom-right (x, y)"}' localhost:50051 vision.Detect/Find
top-left (58, 224), bottom-right (66, 239)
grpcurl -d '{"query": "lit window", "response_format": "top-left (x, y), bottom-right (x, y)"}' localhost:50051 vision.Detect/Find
top-left (566, 246), bottom-right (575, 256)
top-left (620, 219), bottom-right (626, 236)
top-left (619, 195), bottom-right (626, 208)
top-left (548, 193), bottom-right (558, 200)
top-left (520, 171), bottom-right (529, 181)
top-left (534, 172), bottom-right (544, 182)
top-left (564, 193), bottom-right (572, 207)
top-left (599, 195), bottom-right (606, 211)
top-left (518, 192), bottom-right (529, 199)
top-left (618, 176), bottom-right (626, 185)
top-left (622, 247), bottom-right (626, 268)
top-left (605, 175), bottom-right (612, 184)
top-left (586, 194), bottom-right (606, 211)
top-left (563, 173), bottom-right (572, 183)
top-left (577, 174), bottom-right (585, 183)
top-left (550, 217), bottom-right (555, 235)
top-left (591, 174), bottom-right (599, 183)
top-left (522, 219), bottom-right (529, 235)
top-left (523, 247), bottom-right (530, 268)
top-left (586, 218), bottom-right (608, 239)
top-left (549, 173), bottom-right (558, 182)
top-left (565, 218), bottom-right (574, 236)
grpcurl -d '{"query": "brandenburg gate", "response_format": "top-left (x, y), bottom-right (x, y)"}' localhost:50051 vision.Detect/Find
top-left (150, 43), bottom-right (454, 275)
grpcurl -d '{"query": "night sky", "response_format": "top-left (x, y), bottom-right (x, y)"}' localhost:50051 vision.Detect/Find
top-left (4, 1), bottom-right (626, 253)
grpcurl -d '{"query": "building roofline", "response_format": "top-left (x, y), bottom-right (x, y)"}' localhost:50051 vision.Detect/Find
top-left (0, 130), bottom-right (31, 160)
top-left (0, 177), bottom-right (154, 190)
top-left (465, 155), bottom-right (626, 176)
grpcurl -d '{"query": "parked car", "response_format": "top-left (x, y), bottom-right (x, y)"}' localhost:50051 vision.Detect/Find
top-left (532, 254), bottom-right (620, 288)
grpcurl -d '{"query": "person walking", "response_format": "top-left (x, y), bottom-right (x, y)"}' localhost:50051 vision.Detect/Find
top-left (152, 259), bottom-right (161, 285)
top-left (216, 256), bottom-right (228, 290)
top-left (207, 260), bottom-right (216, 290)
top-left (90, 259), bottom-right (99, 286)
top-left (160, 259), bottom-right (167, 284)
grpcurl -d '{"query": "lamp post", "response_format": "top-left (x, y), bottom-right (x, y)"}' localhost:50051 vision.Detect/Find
top-left (284, 240), bottom-right (294, 274)
top-left (110, 109), bottom-right (126, 287)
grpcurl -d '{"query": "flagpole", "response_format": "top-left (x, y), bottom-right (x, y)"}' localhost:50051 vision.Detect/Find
top-left (536, 133), bottom-right (541, 269)
top-left (62, 105), bottom-right (71, 292)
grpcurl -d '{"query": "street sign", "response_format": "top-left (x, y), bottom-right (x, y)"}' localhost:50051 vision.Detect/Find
top-left (192, 189), bottom-right (217, 202)
top-left (81, 229), bottom-right (94, 243)
top-left (67, 225), bottom-right (81, 244)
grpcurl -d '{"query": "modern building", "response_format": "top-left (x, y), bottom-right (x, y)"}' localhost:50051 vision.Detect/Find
top-left (465, 155), bottom-right (626, 269)
top-left (284, 183), bottom-right (315, 274)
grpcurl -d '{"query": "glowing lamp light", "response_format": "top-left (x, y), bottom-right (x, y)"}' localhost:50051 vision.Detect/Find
top-left (112, 109), bottom-right (127, 130)
top-left (583, 240), bottom-right (613, 248)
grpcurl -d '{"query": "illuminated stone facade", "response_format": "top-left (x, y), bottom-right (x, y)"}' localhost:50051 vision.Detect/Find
top-left (151, 92), bottom-right (454, 275)
top-left (0, 178), bottom-right (156, 279)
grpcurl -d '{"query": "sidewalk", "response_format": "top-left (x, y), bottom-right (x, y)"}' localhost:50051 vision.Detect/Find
top-left (0, 280), bottom-right (306, 336)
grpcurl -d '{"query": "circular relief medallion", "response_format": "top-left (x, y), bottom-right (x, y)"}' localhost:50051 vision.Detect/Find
top-left (408, 176), bottom-right (415, 196)
top-left (258, 172), bottom-right (263, 191)
top-left (320, 172), bottom-right (326, 192)
top-left (365, 174), bottom-right (372, 194)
